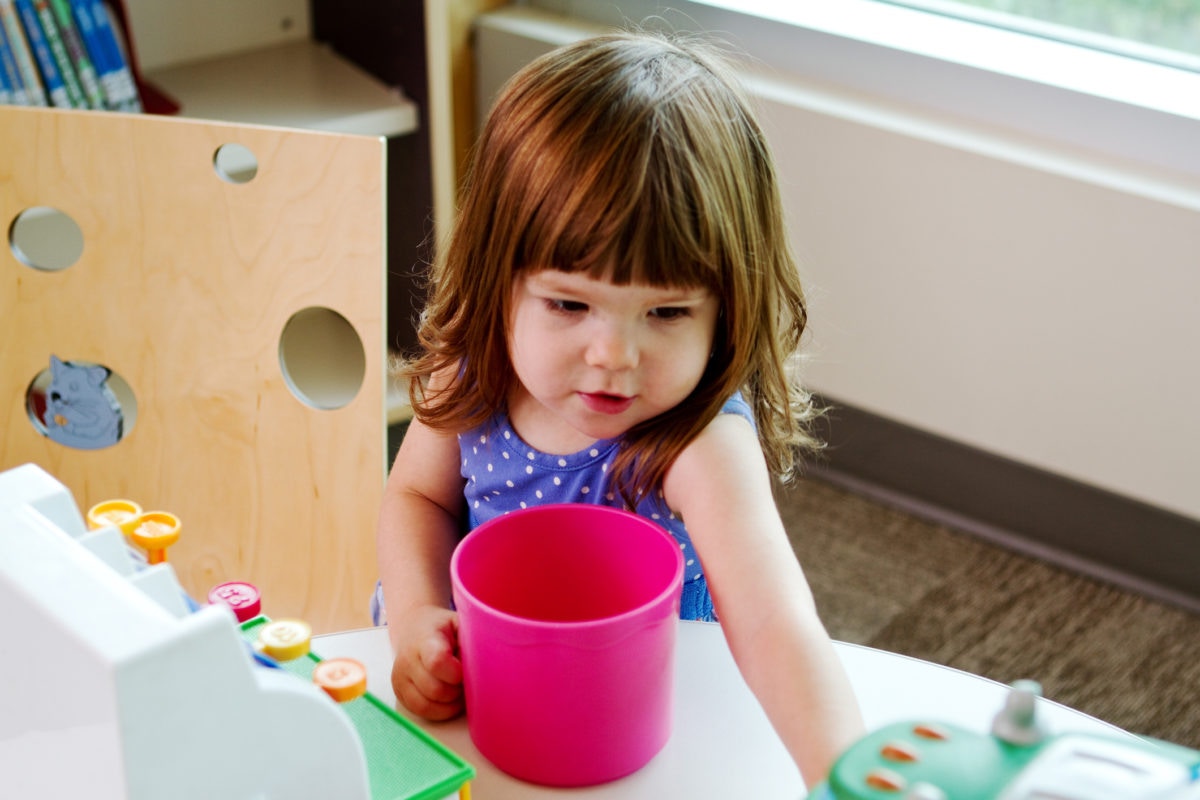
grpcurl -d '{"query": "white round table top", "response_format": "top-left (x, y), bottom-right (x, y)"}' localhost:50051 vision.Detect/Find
top-left (315, 621), bottom-right (1131, 798)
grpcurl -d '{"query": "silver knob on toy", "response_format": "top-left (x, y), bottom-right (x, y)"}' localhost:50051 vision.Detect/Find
top-left (992, 679), bottom-right (1049, 746)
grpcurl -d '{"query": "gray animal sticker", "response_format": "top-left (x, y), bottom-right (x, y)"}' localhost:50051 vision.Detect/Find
top-left (42, 355), bottom-right (123, 450)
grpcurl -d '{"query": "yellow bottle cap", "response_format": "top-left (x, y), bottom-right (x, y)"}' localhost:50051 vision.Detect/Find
top-left (257, 619), bottom-right (312, 662)
top-left (312, 658), bottom-right (368, 703)
top-left (87, 499), bottom-right (143, 534)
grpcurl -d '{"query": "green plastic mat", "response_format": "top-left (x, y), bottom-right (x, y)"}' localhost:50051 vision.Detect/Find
top-left (241, 617), bottom-right (474, 800)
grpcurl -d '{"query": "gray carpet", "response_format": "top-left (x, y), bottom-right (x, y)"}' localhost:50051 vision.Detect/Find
top-left (779, 476), bottom-right (1200, 750)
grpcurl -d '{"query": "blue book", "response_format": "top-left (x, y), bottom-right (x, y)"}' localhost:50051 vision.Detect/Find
top-left (75, 0), bottom-right (135, 110)
top-left (65, 0), bottom-right (107, 100)
top-left (13, 0), bottom-right (69, 107)
top-left (49, 0), bottom-right (102, 107)
top-left (0, 0), bottom-right (44, 104)
top-left (0, 10), bottom-right (25, 103)
top-left (0, 35), bottom-right (11, 104)
top-left (30, 0), bottom-right (86, 107)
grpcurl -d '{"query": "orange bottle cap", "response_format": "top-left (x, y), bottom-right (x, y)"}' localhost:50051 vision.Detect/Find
top-left (129, 511), bottom-right (181, 547)
top-left (128, 511), bottom-right (181, 564)
top-left (312, 658), bottom-right (368, 703)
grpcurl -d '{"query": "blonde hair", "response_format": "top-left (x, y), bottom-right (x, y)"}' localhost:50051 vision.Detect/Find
top-left (402, 31), bottom-right (820, 505)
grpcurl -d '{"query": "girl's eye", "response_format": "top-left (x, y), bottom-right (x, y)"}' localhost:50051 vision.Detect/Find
top-left (545, 299), bottom-right (588, 314)
top-left (649, 306), bottom-right (691, 320)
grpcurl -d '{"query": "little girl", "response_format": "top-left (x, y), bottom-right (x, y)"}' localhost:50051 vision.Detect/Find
top-left (375, 31), bottom-right (864, 785)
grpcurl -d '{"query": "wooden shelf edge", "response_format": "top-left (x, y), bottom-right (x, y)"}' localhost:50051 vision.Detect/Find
top-left (145, 40), bottom-right (420, 137)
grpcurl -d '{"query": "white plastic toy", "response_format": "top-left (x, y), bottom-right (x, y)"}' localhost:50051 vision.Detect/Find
top-left (0, 463), bottom-right (370, 800)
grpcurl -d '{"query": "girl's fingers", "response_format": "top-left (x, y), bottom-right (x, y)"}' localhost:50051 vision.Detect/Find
top-left (421, 631), bottom-right (464, 686)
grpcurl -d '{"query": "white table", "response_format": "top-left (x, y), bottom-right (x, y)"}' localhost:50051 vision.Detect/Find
top-left (314, 621), bottom-right (1132, 798)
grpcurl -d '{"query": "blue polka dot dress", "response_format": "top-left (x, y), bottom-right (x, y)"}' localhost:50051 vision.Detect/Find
top-left (458, 394), bottom-right (754, 623)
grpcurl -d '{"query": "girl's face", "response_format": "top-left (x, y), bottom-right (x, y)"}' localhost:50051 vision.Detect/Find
top-left (506, 268), bottom-right (719, 454)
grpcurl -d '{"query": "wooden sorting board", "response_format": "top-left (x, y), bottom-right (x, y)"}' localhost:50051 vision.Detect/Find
top-left (1, 106), bottom-right (387, 633)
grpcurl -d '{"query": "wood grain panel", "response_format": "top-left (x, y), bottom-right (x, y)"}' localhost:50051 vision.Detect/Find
top-left (1, 106), bottom-right (386, 633)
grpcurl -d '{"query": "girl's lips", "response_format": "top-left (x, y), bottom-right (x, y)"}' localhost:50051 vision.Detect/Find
top-left (579, 392), bottom-right (635, 415)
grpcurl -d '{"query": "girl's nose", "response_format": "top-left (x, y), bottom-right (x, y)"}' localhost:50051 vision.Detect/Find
top-left (585, 322), bottom-right (639, 370)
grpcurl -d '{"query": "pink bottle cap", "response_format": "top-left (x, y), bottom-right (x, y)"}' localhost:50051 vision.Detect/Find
top-left (208, 581), bottom-right (262, 622)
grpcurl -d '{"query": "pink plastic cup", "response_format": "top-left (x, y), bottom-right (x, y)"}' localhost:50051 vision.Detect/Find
top-left (450, 503), bottom-right (684, 786)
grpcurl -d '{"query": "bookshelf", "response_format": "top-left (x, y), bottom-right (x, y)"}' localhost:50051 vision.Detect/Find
top-left (143, 41), bottom-right (417, 137)
top-left (124, 0), bottom-right (418, 137)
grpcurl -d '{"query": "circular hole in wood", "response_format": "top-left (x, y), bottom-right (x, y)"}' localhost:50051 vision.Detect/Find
top-left (26, 355), bottom-right (137, 450)
top-left (213, 142), bottom-right (259, 184)
top-left (279, 307), bottom-right (366, 410)
top-left (9, 206), bottom-right (85, 271)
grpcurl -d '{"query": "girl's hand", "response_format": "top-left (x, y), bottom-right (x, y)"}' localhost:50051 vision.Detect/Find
top-left (390, 605), bottom-right (465, 721)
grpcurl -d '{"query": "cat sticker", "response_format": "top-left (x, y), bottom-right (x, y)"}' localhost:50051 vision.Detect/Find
top-left (41, 355), bottom-right (123, 450)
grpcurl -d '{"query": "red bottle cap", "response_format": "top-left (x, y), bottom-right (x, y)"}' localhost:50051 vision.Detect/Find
top-left (208, 581), bottom-right (262, 622)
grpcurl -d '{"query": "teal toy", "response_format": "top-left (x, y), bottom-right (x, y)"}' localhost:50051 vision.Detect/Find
top-left (810, 680), bottom-right (1200, 799)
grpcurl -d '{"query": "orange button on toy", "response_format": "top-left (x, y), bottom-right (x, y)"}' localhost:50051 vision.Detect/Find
top-left (881, 740), bottom-right (920, 762)
top-left (865, 768), bottom-right (907, 792)
top-left (313, 658), bottom-right (368, 703)
top-left (257, 619), bottom-right (312, 661)
top-left (913, 724), bottom-right (951, 741)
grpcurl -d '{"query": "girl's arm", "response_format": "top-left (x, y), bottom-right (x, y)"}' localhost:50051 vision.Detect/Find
top-left (376, 413), bottom-right (467, 720)
top-left (663, 413), bottom-right (865, 787)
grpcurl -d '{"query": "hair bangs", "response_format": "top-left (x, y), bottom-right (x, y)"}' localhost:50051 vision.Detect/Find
top-left (515, 112), bottom-right (723, 293)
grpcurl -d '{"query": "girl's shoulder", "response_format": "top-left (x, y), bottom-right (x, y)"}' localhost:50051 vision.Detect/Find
top-left (666, 392), bottom-right (759, 485)
top-left (720, 391), bottom-right (755, 430)
top-left (662, 395), bottom-right (770, 517)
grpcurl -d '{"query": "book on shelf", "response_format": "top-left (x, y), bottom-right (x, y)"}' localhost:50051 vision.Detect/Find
top-left (0, 0), bottom-right (143, 110)
top-left (48, 0), bottom-right (102, 107)
top-left (29, 0), bottom-right (87, 106)
top-left (0, 9), bottom-right (23, 104)
top-left (12, 0), bottom-right (70, 106)
top-left (70, 0), bottom-right (138, 111)
top-left (103, 0), bottom-right (167, 113)
top-left (0, 35), bottom-right (10, 104)
top-left (0, 0), bottom-right (45, 104)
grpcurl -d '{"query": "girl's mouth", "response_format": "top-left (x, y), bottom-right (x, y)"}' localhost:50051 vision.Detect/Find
top-left (579, 392), bottom-right (635, 415)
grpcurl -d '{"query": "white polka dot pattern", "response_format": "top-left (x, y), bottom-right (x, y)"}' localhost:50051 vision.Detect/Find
top-left (456, 394), bottom-right (755, 621)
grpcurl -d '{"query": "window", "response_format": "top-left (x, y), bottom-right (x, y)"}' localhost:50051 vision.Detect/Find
top-left (530, 0), bottom-right (1200, 178)
top-left (881, 0), bottom-right (1200, 71)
